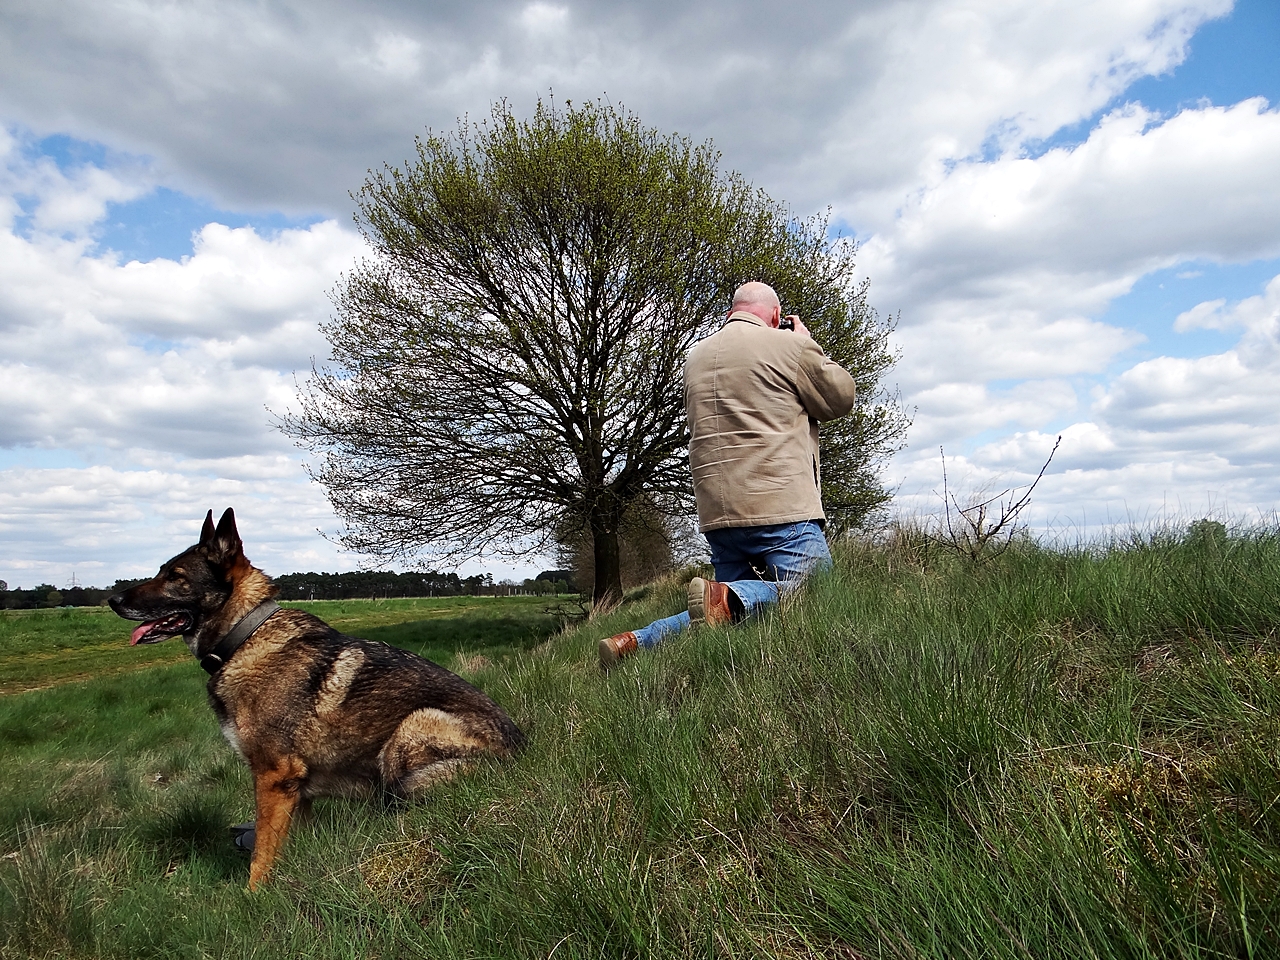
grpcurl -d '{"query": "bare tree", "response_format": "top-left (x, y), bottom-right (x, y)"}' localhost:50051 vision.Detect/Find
top-left (283, 99), bottom-right (907, 606)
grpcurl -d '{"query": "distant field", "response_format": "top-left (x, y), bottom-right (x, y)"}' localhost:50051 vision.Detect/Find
top-left (0, 595), bottom-right (569, 695)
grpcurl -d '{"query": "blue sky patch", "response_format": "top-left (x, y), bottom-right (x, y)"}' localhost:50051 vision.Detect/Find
top-left (98, 186), bottom-right (324, 263)
top-left (13, 130), bottom-right (327, 261)
top-left (0, 447), bottom-right (93, 470)
top-left (32, 132), bottom-right (112, 170)
top-left (1123, 0), bottom-right (1279, 113)
top-left (1102, 258), bottom-right (1280, 362)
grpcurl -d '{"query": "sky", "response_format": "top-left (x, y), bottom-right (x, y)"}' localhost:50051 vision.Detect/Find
top-left (1, 0), bottom-right (1278, 589)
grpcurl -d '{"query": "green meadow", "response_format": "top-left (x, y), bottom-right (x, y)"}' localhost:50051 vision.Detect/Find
top-left (2, 532), bottom-right (1278, 958)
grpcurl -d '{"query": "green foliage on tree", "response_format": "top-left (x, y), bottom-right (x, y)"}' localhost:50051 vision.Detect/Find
top-left (285, 99), bottom-right (907, 606)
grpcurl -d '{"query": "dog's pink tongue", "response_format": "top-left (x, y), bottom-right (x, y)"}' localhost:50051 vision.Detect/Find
top-left (130, 622), bottom-right (158, 646)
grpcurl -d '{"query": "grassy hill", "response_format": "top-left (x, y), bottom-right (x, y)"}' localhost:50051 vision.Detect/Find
top-left (1, 531), bottom-right (1277, 958)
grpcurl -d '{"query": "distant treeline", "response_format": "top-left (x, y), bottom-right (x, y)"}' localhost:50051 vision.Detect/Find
top-left (0, 582), bottom-right (138, 610)
top-left (0, 570), bottom-right (579, 609)
top-left (274, 570), bottom-right (577, 601)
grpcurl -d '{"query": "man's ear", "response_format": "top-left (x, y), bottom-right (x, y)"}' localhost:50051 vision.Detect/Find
top-left (206, 508), bottom-right (244, 567)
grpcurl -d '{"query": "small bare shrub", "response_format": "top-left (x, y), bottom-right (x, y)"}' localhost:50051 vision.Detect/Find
top-left (932, 435), bottom-right (1060, 563)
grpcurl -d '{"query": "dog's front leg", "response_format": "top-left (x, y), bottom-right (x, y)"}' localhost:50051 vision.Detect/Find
top-left (248, 755), bottom-right (308, 890)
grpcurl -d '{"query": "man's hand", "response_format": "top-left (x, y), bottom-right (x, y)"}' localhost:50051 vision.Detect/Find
top-left (782, 315), bottom-right (810, 337)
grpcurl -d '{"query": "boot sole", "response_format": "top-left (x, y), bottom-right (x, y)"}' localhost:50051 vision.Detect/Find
top-left (599, 635), bottom-right (637, 669)
top-left (598, 638), bottom-right (620, 668)
top-left (688, 577), bottom-right (709, 627)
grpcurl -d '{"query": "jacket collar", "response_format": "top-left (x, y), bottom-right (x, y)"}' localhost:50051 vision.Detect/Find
top-left (726, 309), bottom-right (769, 328)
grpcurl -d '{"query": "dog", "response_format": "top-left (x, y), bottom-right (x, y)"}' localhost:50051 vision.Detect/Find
top-left (109, 507), bottom-right (526, 889)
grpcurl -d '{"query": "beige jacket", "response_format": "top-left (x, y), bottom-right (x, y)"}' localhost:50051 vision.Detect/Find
top-left (685, 311), bottom-right (857, 532)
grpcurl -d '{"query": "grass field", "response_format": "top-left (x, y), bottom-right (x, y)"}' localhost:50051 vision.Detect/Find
top-left (1, 531), bottom-right (1278, 959)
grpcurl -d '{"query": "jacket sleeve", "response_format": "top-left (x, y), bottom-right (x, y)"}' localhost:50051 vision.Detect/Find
top-left (794, 339), bottom-right (857, 421)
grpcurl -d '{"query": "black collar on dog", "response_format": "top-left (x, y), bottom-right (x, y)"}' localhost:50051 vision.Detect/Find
top-left (200, 600), bottom-right (281, 676)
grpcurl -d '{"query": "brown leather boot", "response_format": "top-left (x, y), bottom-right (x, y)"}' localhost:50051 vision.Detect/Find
top-left (598, 631), bottom-right (639, 668)
top-left (688, 577), bottom-right (733, 628)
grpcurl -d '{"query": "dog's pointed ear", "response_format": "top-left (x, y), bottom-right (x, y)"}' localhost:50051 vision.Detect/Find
top-left (200, 510), bottom-right (216, 546)
top-left (206, 508), bottom-right (244, 567)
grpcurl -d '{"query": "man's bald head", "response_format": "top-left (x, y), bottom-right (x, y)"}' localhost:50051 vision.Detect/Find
top-left (730, 281), bottom-right (783, 327)
top-left (731, 282), bottom-right (780, 310)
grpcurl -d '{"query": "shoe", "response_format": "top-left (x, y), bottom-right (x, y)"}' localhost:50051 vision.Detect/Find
top-left (599, 631), bottom-right (638, 668)
top-left (688, 577), bottom-right (733, 628)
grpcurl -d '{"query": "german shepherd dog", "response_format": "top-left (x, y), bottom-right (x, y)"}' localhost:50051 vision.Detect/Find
top-left (109, 508), bottom-right (525, 889)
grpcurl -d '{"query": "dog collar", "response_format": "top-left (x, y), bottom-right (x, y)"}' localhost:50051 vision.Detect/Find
top-left (200, 600), bottom-right (281, 675)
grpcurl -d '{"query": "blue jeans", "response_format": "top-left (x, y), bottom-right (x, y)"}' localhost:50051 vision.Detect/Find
top-left (633, 520), bottom-right (832, 649)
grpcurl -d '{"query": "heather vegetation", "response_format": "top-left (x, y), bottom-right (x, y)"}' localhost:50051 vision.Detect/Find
top-left (1, 525), bottom-right (1278, 958)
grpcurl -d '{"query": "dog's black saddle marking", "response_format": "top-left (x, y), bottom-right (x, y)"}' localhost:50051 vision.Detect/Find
top-left (201, 600), bottom-right (281, 675)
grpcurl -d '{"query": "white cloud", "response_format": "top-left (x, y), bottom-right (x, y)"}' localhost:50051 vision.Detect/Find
top-left (519, 2), bottom-right (570, 34)
top-left (1173, 297), bottom-right (1228, 331)
top-left (0, 232), bottom-right (354, 455)
top-left (907, 378), bottom-right (1080, 450)
top-left (863, 99), bottom-right (1280, 318)
top-left (0, 461), bottom-right (346, 585)
top-left (88, 221), bottom-right (361, 342)
top-left (1097, 281), bottom-right (1280, 446)
top-left (798, 0), bottom-right (1226, 210)
top-left (0, 459), bottom-right (545, 588)
top-left (1174, 274), bottom-right (1280, 334)
top-left (893, 313), bottom-right (1140, 394)
top-left (0, 0), bottom-right (1230, 213)
top-left (0, 128), bottom-right (148, 242)
top-left (0, 139), bottom-right (365, 459)
top-left (366, 33), bottom-right (424, 80)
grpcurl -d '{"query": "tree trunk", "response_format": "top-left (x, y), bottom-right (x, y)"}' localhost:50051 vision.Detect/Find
top-left (591, 524), bottom-right (624, 609)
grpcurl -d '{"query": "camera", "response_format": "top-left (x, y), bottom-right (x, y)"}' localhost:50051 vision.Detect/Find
top-left (779, 317), bottom-right (795, 331)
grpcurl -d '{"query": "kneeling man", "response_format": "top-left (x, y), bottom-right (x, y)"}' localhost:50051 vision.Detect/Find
top-left (600, 281), bottom-right (858, 666)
